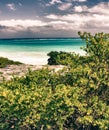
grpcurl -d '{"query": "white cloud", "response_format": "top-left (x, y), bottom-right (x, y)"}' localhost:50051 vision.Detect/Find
top-left (78, 0), bottom-right (87, 2)
top-left (73, 2), bottom-right (109, 14)
top-left (46, 14), bottom-right (59, 19)
top-left (71, 0), bottom-right (87, 2)
top-left (6, 3), bottom-right (16, 11)
top-left (46, 13), bottom-right (109, 24)
top-left (49, 0), bottom-right (62, 5)
top-left (46, 2), bottom-right (109, 32)
top-left (58, 3), bottom-right (72, 11)
top-left (74, 6), bottom-right (82, 12)
top-left (0, 19), bottom-right (48, 38)
top-left (0, 19), bottom-right (69, 32)
top-left (88, 2), bottom-right (109, 14)
top-left (48, 21), bottom-right (69, 30)
top-left (73, 5), bottom-right (87, 12)
top-left (49, 21), bottom-right (68, 24)
top-left (0, 19), bottom-right (47, 28)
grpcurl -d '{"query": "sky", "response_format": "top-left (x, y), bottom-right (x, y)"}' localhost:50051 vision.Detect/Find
top-left (0, 0), bottom-right (109, 38)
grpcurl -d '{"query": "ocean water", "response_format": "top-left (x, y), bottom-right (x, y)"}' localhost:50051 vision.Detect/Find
top-left (0, 38), bottom-right (86, 65)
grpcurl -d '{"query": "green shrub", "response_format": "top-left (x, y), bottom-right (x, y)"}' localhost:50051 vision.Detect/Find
top-left (47, 51), bottom-right (94, 67)
top-left (0, 57), bottom-right (22, 68)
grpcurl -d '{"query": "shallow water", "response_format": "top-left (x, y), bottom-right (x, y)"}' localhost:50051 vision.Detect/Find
top-left (0, 38), bottom-right (85, 65)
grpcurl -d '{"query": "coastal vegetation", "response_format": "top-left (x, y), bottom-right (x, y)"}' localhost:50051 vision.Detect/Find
top-left (0, 57), bottom-right (22, 68)
top-left (47, 51), bottom-right (93, 66)
top-left (0, 32), bottom-right (109, 130)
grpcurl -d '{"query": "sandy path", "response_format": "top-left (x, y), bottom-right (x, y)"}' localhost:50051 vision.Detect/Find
top-left (0, 64), bottom-right (64, 81)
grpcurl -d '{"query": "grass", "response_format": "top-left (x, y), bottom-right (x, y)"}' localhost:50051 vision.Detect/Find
top-left (0, 57), bottom-right (22, 68)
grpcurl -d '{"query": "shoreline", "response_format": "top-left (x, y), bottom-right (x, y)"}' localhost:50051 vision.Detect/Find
top-left (0, 50), bottom-right (86, 65)
top-left (0, 52), bottom-right (49, 65)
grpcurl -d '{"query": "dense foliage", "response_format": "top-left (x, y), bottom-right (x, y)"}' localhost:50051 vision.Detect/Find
top-left (0, 32), bottom-right (109, 130)
top-left (0, 57), bottom-right (22, 68)
top-left (47, 51), bottom-right (93, 67)
top-left (48, 51), bottom-right (80, 66)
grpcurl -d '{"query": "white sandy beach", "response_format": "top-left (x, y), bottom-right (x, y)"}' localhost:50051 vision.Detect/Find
top-left (0, 51), bottom-right (49, 65)
top-left (0, 49), bottom-right (86, 66)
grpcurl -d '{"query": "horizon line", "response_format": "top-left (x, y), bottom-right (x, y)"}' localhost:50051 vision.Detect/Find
top-left (0, 37), bottom-right (80, 40)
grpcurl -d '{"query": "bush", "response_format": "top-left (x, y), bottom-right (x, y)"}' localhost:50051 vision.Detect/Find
top-left (48, 51), bottom-right (94, 68)
top-left (48, 51), bottom-right (80, 66)
top-left (0, 57), bottom-right (22, 68)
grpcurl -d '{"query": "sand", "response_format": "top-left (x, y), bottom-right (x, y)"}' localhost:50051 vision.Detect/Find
top-left (0, 64), bottom-right (64, 81)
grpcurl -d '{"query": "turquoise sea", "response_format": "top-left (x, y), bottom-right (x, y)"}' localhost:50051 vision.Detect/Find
top-left (0, 38), bottom-right (85, 65)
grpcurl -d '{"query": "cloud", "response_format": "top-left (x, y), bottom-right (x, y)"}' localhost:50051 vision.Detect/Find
top-left (0, 19), bottom-right (47, 28)
top-left (47, 0), bottom-right (62, 6)
top-left (72, 0), bottom-right (87, 2)
top-left (73, 5), bottom-right (87, 12)
top-left (0, 21), bottom-right (74, 38)
top-left (46, 13), bottom-right (109, 26)
top-left (66, 0), bottom-right (86, 2)
top-left (0, 18), bottom-right (78, 38)
top-left (58, 3), bottom-right (72, 11)
top-left (6, 3), bottom-right (16, 11)
top-left (73, 2), bottom-right (109, 14)
top-left (78, 0), bottom-right (87, 2)
top-left (0, 2), bottom-right (109, 38)
top-left (0, 19), bottom-right (48, 37)
top-left (88, 2), bottom-right (109, 14)
top-left (46, 2), bottom-right (109, 33)
top-left (49, 21), bottom-right (69, 30)
top-left (0, 19), bottom-right (68, 32)
top-left (0, 25), bottom-right (8, 30)
top-left (46, 14), bottom-right (59, 19)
